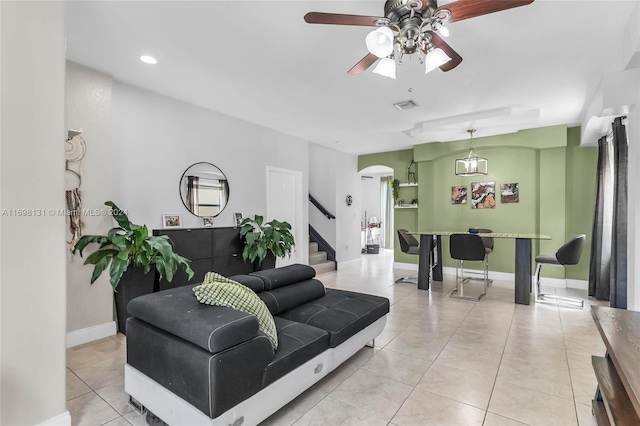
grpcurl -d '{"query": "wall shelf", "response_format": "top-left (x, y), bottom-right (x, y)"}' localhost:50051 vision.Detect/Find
top-left (395, 205), bottom-right (418, 209)
top-left (399, 183), bottom-right (418, 187)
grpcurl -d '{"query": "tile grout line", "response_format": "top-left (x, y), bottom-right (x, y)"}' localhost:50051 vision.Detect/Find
top-left (482, 301), bottom-right (518, 425)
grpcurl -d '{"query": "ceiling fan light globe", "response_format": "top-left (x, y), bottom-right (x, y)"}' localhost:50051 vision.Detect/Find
top-left (366, 27), bottom-right (394, 58)
top-left (424, 48), bottom-right (452, 73)
top-left (439, 26), bottom-right (450, 37)
top-left (372, 57), bottom-right (396, 79)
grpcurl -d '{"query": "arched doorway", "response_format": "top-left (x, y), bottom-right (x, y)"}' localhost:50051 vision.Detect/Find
top-left (359, 165), bottom-right (394, 252)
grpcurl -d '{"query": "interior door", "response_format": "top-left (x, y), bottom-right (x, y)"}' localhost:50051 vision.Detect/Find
top-left (266, 166), bottom-right (303, 267)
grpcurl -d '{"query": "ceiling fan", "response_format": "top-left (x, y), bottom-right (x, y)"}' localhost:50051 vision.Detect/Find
top-left (304, 0), bottom-right (534, 78)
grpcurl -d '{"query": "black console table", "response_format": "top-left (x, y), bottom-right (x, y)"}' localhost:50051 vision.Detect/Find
top-left (591, 306), bottom-right (640, 425)
top-left (154, 226), bottom-right (254, 290)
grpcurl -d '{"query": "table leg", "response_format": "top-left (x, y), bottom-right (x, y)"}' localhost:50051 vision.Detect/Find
top-left (433, 236), bottom-right (443, 282)
top-left (418, 234), bottom-right (433, 290)
top-left (515, 238), bottom-right (532, 305)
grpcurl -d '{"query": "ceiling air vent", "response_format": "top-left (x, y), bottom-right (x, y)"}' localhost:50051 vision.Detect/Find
top-left (394, 100), bottom-right (418, 111)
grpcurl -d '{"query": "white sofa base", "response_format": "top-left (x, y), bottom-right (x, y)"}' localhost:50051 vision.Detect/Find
top-left (125, 315), bottom-right (387, 426)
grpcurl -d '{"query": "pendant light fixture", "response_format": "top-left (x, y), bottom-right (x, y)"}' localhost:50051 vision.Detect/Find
top-left (455, 129), bottom-right (488, 176)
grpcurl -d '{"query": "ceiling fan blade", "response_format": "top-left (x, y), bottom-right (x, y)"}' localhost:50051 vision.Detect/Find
top-left (348, 53), bottom-right (379, 75)
top-left (304, 12), bottom-right (385, 27)
top-left (442, 0), bottom-right (534, 23)
top-left (428, 32), bottom-right (463, 72)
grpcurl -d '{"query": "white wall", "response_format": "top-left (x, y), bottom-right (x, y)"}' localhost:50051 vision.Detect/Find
top-left (65, 62), bottom-right (115, 336)
top-left (0, 1), bottom-right (69, 424)
top-left (628, 96), bottom-right (639, 311)
top-left (334, 152), bottom-right (362, 264)
top-left (112, 80), bottom-right (309, 244)
top-left (625, 1), bottom-right (640, 311)
top-left (309, 144), bottom-right (337, 249)
top-left (308, 143), bottom-right (362, 265)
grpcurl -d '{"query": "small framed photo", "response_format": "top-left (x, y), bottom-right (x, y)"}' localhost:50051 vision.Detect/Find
top-left (162, 214), bottom-right (182, 229)
top-left (202, 217), bottom-right (214, 227)
top-left (234, 212), bottom-right (243, 226)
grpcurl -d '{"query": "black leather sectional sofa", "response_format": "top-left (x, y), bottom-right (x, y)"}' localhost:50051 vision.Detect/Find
top-left (124, 264), bottom-right (389, 425)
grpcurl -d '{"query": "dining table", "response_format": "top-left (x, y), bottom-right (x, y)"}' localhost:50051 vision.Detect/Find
top-left (414, 231), bottom-right (551, 305)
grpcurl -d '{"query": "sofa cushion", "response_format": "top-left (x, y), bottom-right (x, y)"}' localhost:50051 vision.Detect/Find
top-left (127, 285), bottom-right (260, 354)
top-left (250, 264), bottom-right (316, 290)
top-left (193, 272), bottom-right (278, 349)
top-left (228, 274), bottom-right (265, 293)
top-left (258, 279), bottom-right (326, 315)
top-left (278, 289), bottom-right (390, 348)
top-left (262, 317), bottom-right (330, 387)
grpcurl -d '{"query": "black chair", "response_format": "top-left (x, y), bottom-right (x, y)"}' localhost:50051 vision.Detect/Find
top-left (449, 233), bottom-right (489, 300)
top-left (534, 234), bottom-right (586, 308)
top-left (477, 228), bottom-right (494, 256)
top-left (466, 228), bottom-right (494, 285)
top-left (396, 229), bottom-right (436, 284)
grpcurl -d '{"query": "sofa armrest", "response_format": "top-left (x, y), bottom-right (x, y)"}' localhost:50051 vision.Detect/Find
top-left (127, 317), bottom-right (274, 418)
top-left (127, 284), bottom-right (260, 354)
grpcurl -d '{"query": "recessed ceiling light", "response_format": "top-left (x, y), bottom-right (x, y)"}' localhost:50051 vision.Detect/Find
top-left (140, 55), bottom-right (157, 65)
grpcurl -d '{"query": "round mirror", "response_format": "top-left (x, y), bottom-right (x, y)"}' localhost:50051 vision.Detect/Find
top-left (179, 162), bottom-right (229, 218)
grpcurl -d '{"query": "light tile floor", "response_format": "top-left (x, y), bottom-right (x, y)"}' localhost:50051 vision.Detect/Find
top-left (66, 249), bottom-right (606, 425)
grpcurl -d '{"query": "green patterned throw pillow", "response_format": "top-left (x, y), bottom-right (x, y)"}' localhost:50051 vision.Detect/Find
top-left (193, 272), bottom-right (278, 349)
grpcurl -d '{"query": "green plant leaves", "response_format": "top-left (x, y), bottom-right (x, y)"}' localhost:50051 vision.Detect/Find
top-left (72, 201), bottom-right (194, 290)
top-left (239, 214), bottom-right (295, 264)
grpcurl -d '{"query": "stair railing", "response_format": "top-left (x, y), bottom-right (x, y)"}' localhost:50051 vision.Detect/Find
top-left (309, 194), bottom-right (335, 219)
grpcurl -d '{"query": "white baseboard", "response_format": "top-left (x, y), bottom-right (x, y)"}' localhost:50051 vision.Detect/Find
top-left (338, 258), bottom-right (362, 268)
top-left (66, 321), bottom-right (117, 348)
top-left (37, 411), bottom-right (71, 425)
top-left (396, 264), bottom-right (585, 290)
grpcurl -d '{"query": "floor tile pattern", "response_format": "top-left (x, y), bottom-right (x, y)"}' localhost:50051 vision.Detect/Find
top-left (67, 249), bottom-right (606, 425)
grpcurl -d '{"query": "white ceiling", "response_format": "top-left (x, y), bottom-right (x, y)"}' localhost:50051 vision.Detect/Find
top-left (65, 0), bottom-right (638, 155)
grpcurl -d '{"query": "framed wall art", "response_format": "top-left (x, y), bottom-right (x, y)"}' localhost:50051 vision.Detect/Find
top-left (451, 186), bottom-right (467, 204)
top-left (470, 182), bottom-right (496, 209)
top-left (500, 183), bottom-right (519, 203)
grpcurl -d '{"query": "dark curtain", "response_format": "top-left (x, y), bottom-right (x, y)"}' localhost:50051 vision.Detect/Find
top-left (610, 117), bottom-right (628, 308)
top-left (589, 117), bottom-right (628, 308)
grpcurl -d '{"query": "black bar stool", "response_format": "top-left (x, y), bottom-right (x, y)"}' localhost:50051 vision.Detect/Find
top-left (534, 234), bottom-right (586, 308)
top-left (449, 233), bottom-right (489, 301)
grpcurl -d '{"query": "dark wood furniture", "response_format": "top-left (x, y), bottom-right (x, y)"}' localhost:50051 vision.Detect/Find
top-left (591, 306), bottom-right (640, 425)
top-left (153, 226), bottom-right (254, 290)
top-left (117, 227), bottom-right (261, 334)
top-left (415, 231), bottom-right (550, 305)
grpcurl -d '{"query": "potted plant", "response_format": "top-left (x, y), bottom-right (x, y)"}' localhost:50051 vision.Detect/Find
top-left (390, 178), bottom-right (400, 205)
top-left (73, 201), bottom-right (194, 333)
top-left (239, 214), bottom-right (295, 270)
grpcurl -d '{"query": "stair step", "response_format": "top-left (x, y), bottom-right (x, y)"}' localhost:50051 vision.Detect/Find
top-left (309, 242), bottom-right (319, 254)
top-left (309, 251), bottom-right (327, 265)
top-left (311, 261), bottom-right (336, 275)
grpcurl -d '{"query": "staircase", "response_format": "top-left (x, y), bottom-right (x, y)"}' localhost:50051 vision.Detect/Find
top-left (309, 242), bottom-right (336, 275)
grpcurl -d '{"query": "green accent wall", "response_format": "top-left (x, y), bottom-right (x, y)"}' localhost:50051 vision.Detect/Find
top-left (565, 126), bottom-right (598, 279)
top-left (358, 126), bottom-right (597, 281)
